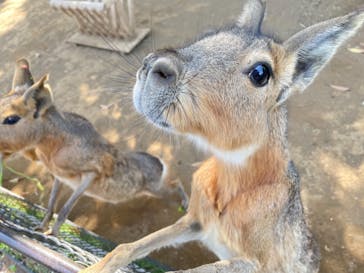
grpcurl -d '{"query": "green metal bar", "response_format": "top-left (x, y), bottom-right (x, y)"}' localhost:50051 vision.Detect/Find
top-left (0, 225), bottom-right (83, 273)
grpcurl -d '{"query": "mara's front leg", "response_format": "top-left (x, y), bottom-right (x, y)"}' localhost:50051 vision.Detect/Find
top-left (48, 172), bottom-right (96, 236)
top-left (79, 216), bottom-right (201, 273)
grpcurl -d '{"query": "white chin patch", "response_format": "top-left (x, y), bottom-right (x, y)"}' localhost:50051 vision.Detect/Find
top-left (188, 135), bottom-right (259, 166)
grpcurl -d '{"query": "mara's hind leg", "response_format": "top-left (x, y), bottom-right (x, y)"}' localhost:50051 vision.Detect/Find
top-left (47, 172), bottom-right (96, 236)
top-left (35, 178), bottom-right (60, 232)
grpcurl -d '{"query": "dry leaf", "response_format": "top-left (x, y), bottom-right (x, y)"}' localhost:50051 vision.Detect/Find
top-left (191, 161), bottom-right (203, 168)
top-left (329, 84), bottom-right (350, 92)
top-left (9, 178), bottom-right (20, 183)
top-left (100, 103), bottom-right (115, 110)
top-left (299, 23), bottom-right (306, 28)
top-left (324, 245), bottom-right (332, 252)
top-left (347, 47), bottom-right (364, 54)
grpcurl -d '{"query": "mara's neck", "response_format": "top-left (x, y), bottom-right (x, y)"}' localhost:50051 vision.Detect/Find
top-left (206, 107), bottom-right (290, 212)
top-left (35, 108), bottom-right (118, 166)
top-left (35, 107), bottom-right (65, 145)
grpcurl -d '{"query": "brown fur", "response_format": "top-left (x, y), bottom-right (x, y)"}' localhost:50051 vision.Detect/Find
top-left (81, 1), bottom-right (363, 272)
top-left (0, 60), bottom-right (188, 236)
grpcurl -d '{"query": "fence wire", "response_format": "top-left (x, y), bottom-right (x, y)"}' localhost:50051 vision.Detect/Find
top-left (0, 187), bottom-right (166, 273)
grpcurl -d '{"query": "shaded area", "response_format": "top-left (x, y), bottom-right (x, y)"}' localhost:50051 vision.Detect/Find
top-left (0, 0), bottom-right (363, 272)
top-left (0, 187), bottom-right (166, 273)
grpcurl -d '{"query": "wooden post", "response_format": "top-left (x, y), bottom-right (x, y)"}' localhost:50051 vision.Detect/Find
top-left (49, 0), bottom-right (150, 53)
top-left (127, 0), bottom-right (135, 36)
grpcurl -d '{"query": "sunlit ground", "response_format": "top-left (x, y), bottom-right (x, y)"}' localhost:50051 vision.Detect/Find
top-left (0, 0), bottom-right (363, 272)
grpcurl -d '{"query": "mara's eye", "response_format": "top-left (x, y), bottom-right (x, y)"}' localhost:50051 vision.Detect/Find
top-left (3, 115), bottom-right (21, 125)
top-left (248, 63), bottom-right (271, 87)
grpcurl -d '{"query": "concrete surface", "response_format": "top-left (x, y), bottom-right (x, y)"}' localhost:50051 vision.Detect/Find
top-left (0, 0), bottom-right (363, 272)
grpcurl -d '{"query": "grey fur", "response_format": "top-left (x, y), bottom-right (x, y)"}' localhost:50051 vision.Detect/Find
top-left (81, 1), bottom-right (364, 272)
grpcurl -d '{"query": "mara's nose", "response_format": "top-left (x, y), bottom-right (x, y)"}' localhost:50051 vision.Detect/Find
top-left (150, 58), bottom-right (178, 85)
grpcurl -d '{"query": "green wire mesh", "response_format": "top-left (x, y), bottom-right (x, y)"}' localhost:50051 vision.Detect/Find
top-left (0, 187), bottom-right (167, 273)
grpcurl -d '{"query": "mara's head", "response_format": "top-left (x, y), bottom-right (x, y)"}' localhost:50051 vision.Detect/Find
top-left (0, 59), bottom-right (54, 154)
top-left (133, 0), bottom-right (363, 161)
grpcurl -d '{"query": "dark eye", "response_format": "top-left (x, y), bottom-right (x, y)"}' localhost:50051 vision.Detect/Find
top-left (248, 63), bottom-right (271, 87)
top-left (3, 115), bottom-right (21, 125)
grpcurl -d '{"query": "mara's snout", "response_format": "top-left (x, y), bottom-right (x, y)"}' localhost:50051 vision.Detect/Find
top-left (133, 50), bottom-right (182, 131)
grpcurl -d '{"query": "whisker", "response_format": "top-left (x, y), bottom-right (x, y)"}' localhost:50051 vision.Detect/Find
top-left (179, 72), bottom-right (199, 87)
top-left (121, 53), bottom-right (140, 70)
top-left (110, 78), bottom-right (134, 84)
top-left (164, 103), bottom-right (173, 125)
top-left (126, 50), bottom-right (143, 67)
top-left (98, 34), bottom-right (140, 71)
top-left (105, 79), bottom-right (135, 87)
top-left (123, 116), bottom-right (149, 135)
top-left (176, 96), bottom-right (188, 120)
top-left (149, 12), bottom-right (157, 52)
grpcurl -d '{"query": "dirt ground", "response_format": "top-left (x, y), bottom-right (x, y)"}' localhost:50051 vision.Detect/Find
top-left (0, 0), bottom-right (363, 272)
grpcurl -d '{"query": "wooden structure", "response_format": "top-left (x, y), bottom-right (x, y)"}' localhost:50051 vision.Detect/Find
top-left (49, 0), bottom-right (150, 53)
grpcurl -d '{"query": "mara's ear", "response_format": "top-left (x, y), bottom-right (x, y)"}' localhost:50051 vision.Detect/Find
top-left (237, 0), bottom-right (266, 33)
top-left (11, 58), bottom-right (34, 94)
top-left (277, 9), bottom-right (364, 105)
top-left (23, 74), bottom-right (53, 118)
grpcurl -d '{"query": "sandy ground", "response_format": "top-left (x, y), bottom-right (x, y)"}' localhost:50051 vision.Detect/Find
top-left (0, 0), bottom-right (363, 272)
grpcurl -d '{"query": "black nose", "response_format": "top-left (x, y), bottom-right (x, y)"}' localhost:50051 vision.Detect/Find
top-left (150, 59), bottom-right (177, 85)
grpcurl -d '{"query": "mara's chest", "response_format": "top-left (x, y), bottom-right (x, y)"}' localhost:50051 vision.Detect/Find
top-left (191, 161), bottom-right (290, 260)
top-left (200, 223), bottom-right (238, 260)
